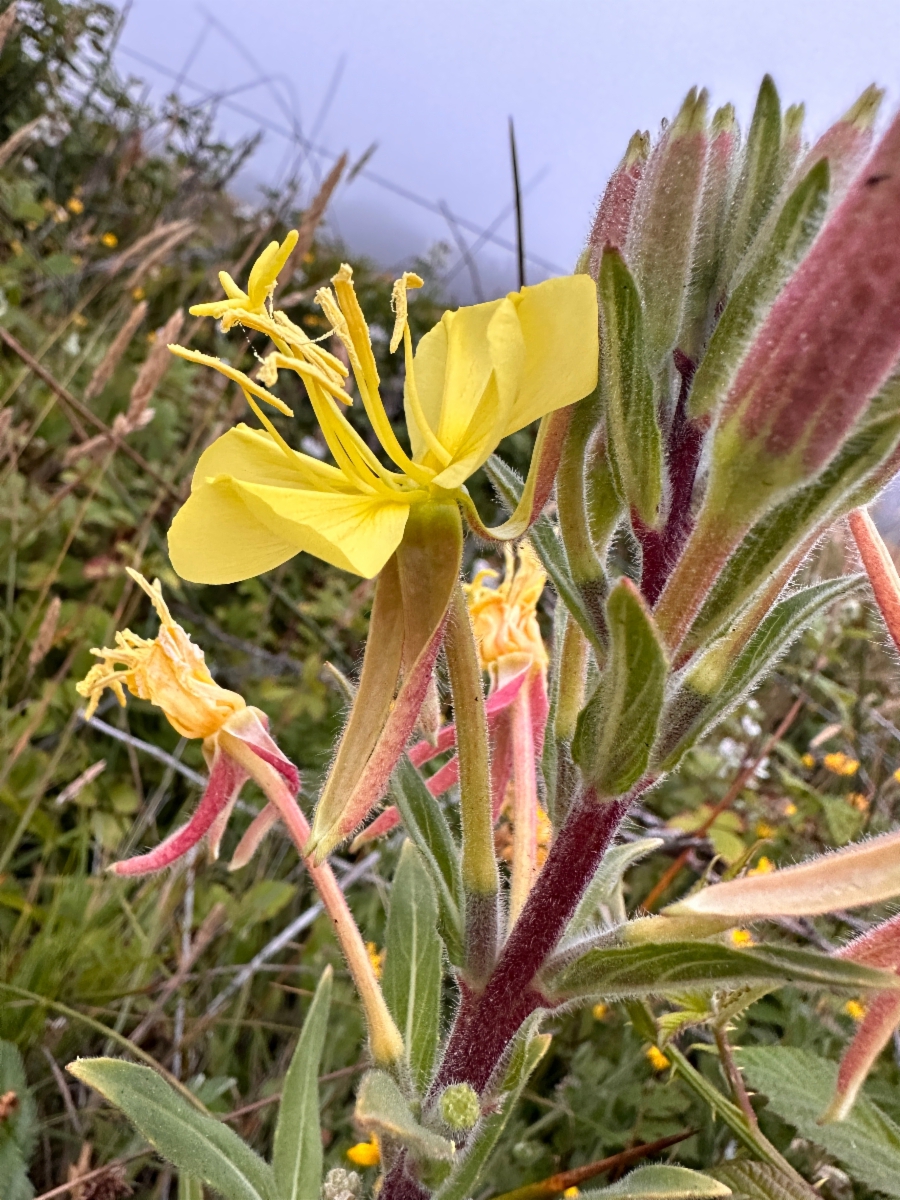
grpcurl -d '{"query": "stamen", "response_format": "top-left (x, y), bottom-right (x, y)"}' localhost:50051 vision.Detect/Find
top-left (169, 347), bottom-right (294, 417)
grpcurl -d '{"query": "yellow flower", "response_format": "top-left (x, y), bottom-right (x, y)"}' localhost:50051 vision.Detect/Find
top-left (755, 821), bottom-right (775, 839)
top-left (844, 999), bottom-right (867, 1022)
top-left (466, 542), bottom-right (548, 678)
top-left (366, 941), bottom-right (384, 980)
top-left (167, 232), bottom-right (598, 583)
top-left (592, 1002), bottom-right (609, 1021)
top-left (823, 751), bottom-right (859, 776)
top-left (894, 767), bottom-right (900, 785)
top-left (801, 753), bottom-right (815, 769)
top-left (132, 286), bottom-right (146, 301)
top-left (66, 197), bottom-right (84, 215)
top-left (748, 855), bottom-right (774, 876)
top-left (77, 569), bottom-right (245, 739)
top-left (848, 792), bottom-right (870, 812)
top-left (100, 232), bottom-right (118, 248)
top-left (730, 929), bottom-right (755, 947)
top-left (346, 1136), bottom-right (380, 1167)
top-left (784, 802), bottom-right (797, 817)
top-left (645, 1045), bottom-right (670, 1071)
top-left (563, 1190), bottom-right (580, 1199)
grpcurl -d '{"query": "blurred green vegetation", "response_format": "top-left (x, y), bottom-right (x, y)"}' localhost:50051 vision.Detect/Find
top-left (4, 3), bottom-right (900, 1197)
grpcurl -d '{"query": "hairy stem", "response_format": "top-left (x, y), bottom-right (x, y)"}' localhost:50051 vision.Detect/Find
top-left (220, 731), bottom-right (404, 1067)
top-left (509, 682), bottom-right (539, 928)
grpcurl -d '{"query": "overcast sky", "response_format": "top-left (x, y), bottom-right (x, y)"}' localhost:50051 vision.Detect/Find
top-left (111, 0), bottom-right (900, 301)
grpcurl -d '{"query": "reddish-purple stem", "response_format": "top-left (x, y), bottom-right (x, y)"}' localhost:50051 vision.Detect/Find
top-left (634, 352), bottom-right (704, 606)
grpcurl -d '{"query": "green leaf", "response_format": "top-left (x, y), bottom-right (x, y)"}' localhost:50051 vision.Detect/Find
top-left (599, 248), bottom-right (663, 525)
top-left (737, 1046), bottom-right (900, 1198)
top-left (178, 1176), bottom-right (204, 1200)
top-left (566, 838), bottom-right (664, 935)
top-left (573, 578), bottom-right (667, 794)
top-left (655, 576), bottom-right (862, 770)
top-left (383, 840), bottom-right (443, 1092)
top-left (272, 966), bottom-right (332, 1200)
top-left (544, 940), bottom-right (900, 1002)
top-left (486, 454), bottom-right (605, 655)
top-left (0, 1140), bottom-right (33, 1200)
top-left (0, 1040), bottom-right (36, 1166)
top-left (391, 757), bottom-right (463, 963)
top-left (709, 1161), bottom-right (819, 1200)
top-left (354, 1070), bottom-right (455, 1163)
top-left (690, 159), bottom-right (830, 419)
top-left (686, 375), bottom-right (900, 652)
top-left (721, 76), bottom-right (783, 284)
top-left (434, 1025), bottom-right (551, 1200)
top-left (67, 1059), bottom-right (277, 1200)
top-left (582, 1165), bottom-right (731, 1199)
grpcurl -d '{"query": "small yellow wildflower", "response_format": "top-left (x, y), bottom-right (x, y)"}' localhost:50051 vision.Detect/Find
top-left (536, 806), bottom-right (553, 867)
top-left (730, 929), bottom-right (755, 947)
top-left (365, 942), bottom-right (384, 980)
top-left (844, 999), bottom-right (867, 1022)
top-left (823, 752), bottom-right (859, 777)
top-left (645, 1045), bottom-right (670, 1072)
top-left (66, 197), bottom-right (84, 215)
top-left (784, 802), bottom-right (798, 817)
top-left (10, 239), bottom-right (23, 256)
top-left (748, 855), bottom-right (774, 876)
top-left (848, 792), bottom-right (870, 812)
top-left (592, 1003), bottom-right (609, 1021)
top-left (563, 1190), bottom-right (580, 1199)
top-left (347, 1136), bottom-right (380, 1167)
top-left (893, 767), bottom-right (900, 785)
top-left (132, 286), bottom-right (146, 301)
top-left (755, 821), bottom-right (775, 839)
top-left (100, 231), bottom-right (118, 248)
top-left (801, 753), bottom-right (815, 769)
top-left (466, 542), bottom-right (548, 680)
top-left (76, 568), bottom-right (246, 740)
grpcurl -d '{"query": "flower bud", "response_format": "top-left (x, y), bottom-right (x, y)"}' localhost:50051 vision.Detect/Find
top-left (439, 1083), bottom-right (480, 1131)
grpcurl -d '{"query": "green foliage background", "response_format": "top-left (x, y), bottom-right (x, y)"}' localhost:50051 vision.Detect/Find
top-left (4, 4), bottom-right (900, 1196)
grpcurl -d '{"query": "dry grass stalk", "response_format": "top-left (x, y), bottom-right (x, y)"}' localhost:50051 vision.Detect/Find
top-left (0, 406), bottom-right (14, 460)
top-left (55, 759), bottom-right (107, 806)
top-left (125, 223), bottom-right (196, 290)
top-left (102, 218), bottom-right (193, 277)
top-left (0, 115), bottom-right (47, 170)
top-left (282, 153), bottom-right (347, 280)
top-left (82, 300), bottom-right (147, 402)
top-left (28, 595), bottom-right (61, 666)
top-left (0, 4), bottom-right (16, 55)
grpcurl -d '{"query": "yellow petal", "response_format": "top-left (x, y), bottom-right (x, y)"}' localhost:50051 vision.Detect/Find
top-left (192, 424), bottom-right (352, 494)
top-left (431, 371), bottom-right (503, 489)
top-left (169, 475), bottom-right (411, 582)
top-left (502, 274), bottom-right (599, 436)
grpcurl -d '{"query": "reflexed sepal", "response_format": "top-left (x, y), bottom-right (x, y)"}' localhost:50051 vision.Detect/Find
top-left (573, 578), bottom-right (667, 794)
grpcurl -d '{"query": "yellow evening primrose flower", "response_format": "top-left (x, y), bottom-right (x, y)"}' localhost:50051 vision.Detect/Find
top-left (466, 542), bottom-right (549, 682)
top-left (167, 231), bottom-right (598, 584)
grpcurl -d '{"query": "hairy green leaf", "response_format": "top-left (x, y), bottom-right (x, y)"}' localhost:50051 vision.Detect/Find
top-left (737, 1046), bottom-right (900, 1198)
top-left (383, 840), bottom-right (442, 1092)
top-left (583, 1165), bottom-right (730, 1199)
top-left (573, 579), bottom-right (667, 793)
top-left (67, 1059), bottom-right (277, 1200)
top-left (355, 1070), bottom-right (456, 1163)
top-left (391, 757), bottom-right (463, 963)
top-left (566, 838), bottom-right (665, 936)
top-left (272, 966), bottom-right (332, 1200)
top-left (599, 248), bottom-right (663, 525)
top-left (710, 1161), bottom-right (819, 1200)
top-left (178, 1176), bottom-right (204, 1200)
top-left (545, 940), bottom-right (900, 1002)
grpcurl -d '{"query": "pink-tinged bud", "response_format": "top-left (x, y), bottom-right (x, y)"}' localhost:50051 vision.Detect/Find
top-left (711, 108), bottom-right (900, 515)
top-left (849, 507), bottom-right (900, 655)
top-left (587, 130), bottom-right (649, 274)
top-left (799, 85), bottom-right (883, 200)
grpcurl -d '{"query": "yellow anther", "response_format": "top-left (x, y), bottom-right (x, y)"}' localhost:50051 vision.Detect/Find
top-left (390, 271), bottom-right (424, 353)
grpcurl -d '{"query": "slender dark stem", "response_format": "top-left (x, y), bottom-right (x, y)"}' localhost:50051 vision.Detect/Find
top-left (635, 352), bottom-right (704, 607)
top-left (509, 116), bottom-right (526, 290)
top-left (430, 788), bottom-right (635, 1098)
top-left (714, 1025), bottom-right (759, 1130)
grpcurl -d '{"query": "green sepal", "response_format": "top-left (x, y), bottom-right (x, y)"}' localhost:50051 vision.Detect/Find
top-left (391, 758), bottom-right (464, 965)
top-left (690, 158), bottom-right (830, 420)
top-left (272, 966), bottom-right (332, 1200)
top-left (573, 578), bottom-right (667, 794)
top-left (383, 840), bottom-right (443, 1093)
top-left (433, 1023), bottom-right (551, 1200)
top-left (543, 940), bottom-right (900, 1003)
top-left (599, 248), bottom-right (664, 527)
top-left (354, 1070), bottom-right (456, 1164)
top-left (67, 1059), bottom-right (277, 1200)
top-left (654, 574), bottom-right (863, 771)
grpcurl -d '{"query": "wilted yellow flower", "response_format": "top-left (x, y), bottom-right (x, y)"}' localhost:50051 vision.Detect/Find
top-left (844, 999), bottom-right (867, 1022)
top-left (730, 929), bottom-right (755, 947)
top-left (66, 196), bottom-right (84, 215)
top-left (645, 1045), bottom-right (670, 1072)
top-left (748, 855), bottom-right (774, 876)
top-left (77, 569), bottom-right (245, 739)
top-left (100, 231), bottom-right (118, 248)
top-left (466, 542), bottom-right (548, 679)
top-left (347, 1136), bottom-right (380, 1167)
top-left (801, 753), bottom-right (815, 769)
top-left (823, 752), bottom-right (859, 776)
